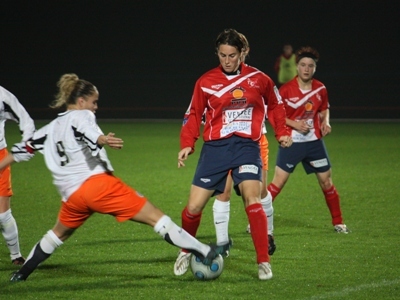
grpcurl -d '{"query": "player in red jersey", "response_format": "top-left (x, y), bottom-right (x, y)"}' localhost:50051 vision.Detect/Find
top-left (175, 29), bottom-right (292, 280)
top-left (210, 33), bottom-right (276, 256)
top-left (267, 46), bottom-right (349, 234)
top-left (1, 74), bottom-right (224, 282)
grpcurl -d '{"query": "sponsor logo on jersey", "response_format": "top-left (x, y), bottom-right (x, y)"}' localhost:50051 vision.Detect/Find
top-left (222, 107), bottom-right (253, 123)
top-left (220, 121), bottom-right (251, 136)
top-left (211, 84), bottom-right (224, 90)
top-left (238, 164), bottom-right (258, 174)
top-left (305, 101), bottom-right (313, 111)
top-left (310, 158), bottom-right (328, 168)
top-left (201, 178), bottom-right (211, 183)
top-left (230, 99), bottom-right (247, 106)
top-left (247, 78), bottom-right (259, 88)
top-left (230, 87), bottom-right (245, 99)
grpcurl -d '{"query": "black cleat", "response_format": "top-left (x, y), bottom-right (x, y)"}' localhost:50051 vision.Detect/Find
top-left (10, 272), bottom-right (26, 282)
top-left (201, 245), bottom-right (220, 266)
top-left (268, 235), bottom-right (276, 255)
top-left (12, 257), bottom-right (25, 266)
top-left (215, 238), bottom-right (233, 257)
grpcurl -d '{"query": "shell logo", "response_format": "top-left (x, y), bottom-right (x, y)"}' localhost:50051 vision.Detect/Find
top-left (232, 88), bottom-right (244, 99)
top-left (305, 101), bottom-right (313, 111)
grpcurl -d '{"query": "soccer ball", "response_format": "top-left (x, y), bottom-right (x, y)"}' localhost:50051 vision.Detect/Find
top-left (190, 254), bottom-right (224, 280)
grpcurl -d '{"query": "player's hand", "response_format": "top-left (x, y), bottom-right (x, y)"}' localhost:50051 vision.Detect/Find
top-left (321, 122), bottom-right (331, 136)
top-left (102, 133), bottom-right (124, 149)
top-left (278, 136), bottom-right (293, 148)
top-left (178, 147), bottom-right (192, 168)
top-left (295, 120), bottom-right (311, 134)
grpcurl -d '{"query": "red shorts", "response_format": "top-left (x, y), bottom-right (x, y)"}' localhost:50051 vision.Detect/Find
top-left (259, 135), bottom-right (269, 171)
top-left (58, 173), bottom-right (147, 228)
top-left (0, 148), bottom-right (13, 197)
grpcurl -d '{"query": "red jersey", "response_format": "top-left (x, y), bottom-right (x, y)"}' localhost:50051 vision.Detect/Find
top-left (181, 63), bottom-right (289, 152)
top-left (279, 76), bottom-right (329, 142)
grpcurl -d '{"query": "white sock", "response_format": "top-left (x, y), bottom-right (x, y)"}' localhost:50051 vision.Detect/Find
top-left (0, 209), bottom-right (21, 260)
top-left (261, 191), bottom-right (274, 235)
top-left (213, 199), bottom-right (230, 246)
top-left (154, 215), bottom-right (210, 256)
top-left (26, 230), bottom-right (63, 261)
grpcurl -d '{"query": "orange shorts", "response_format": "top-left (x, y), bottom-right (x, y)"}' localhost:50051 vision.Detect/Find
top-left (58, 173), bottom-right (147, 228)
top-left (0, 148), bottom-right (13, 197)
top-left (259, 134), bottom-right (269, 171)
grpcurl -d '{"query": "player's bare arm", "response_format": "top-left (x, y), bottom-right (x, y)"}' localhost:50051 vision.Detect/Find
top-left (178, 147), bottom-right (192, 168)
top-left (319, 110), bottom-right (331, 136)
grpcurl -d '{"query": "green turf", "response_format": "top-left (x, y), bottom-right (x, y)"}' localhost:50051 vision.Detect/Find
top-left (0, 120), bottom-right (399, 299)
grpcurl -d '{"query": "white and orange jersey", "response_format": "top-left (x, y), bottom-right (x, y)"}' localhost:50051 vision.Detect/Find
top-left (181, 63), bottom-right (288, 152)
top-left (0, 86), bottom-right (35, 149)
top-left (12, 109), bottom-right (113, 201)
top-left (279, 76), bottom-right (329, 143)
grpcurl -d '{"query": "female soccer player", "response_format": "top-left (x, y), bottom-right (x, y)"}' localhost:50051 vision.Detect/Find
top-left (175, 29), bottom-right (292, 280)
top-left (267, 46), bottom-right (349, 234)
top-left (0, 86), bottom-right (35, 265)
top-left (1, 73), bottom-right (223, 282)
top-left (211, 33), bottom-right (276, 256)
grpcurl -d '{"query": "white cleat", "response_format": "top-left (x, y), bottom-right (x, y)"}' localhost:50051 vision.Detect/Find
top-left (246, 224), bottom-right (251, 233)
top-left (258, 262), bottom-right (273, 280)
top-left (334, 224), bottom-right (350, 234)
top-left (174, 251), bottom-right (191, 276)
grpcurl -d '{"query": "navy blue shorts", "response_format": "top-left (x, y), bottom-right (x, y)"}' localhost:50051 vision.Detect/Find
top-left (275, 139), bottom-right (331, 174)
top-left (192, 135), bottom-right (262, 196)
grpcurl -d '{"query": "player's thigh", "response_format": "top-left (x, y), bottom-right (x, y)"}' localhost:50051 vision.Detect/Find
top-left (275, 143), bottom-right (305, 173)
top-left (186, 185), bottom-right (214, 214)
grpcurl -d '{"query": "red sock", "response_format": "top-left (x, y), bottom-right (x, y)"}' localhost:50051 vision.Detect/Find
top-left (267, 183), bottom-right (281, 202)
top-left (181, 207), bottom-right (202, 252)
top-left (323, 185), bottom-right (343, 225)
top-left (246, 203), bottom-right (269, 263)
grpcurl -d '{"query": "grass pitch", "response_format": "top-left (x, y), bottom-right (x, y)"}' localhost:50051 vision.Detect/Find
top-left (0, 120), bottom-right (399, 299)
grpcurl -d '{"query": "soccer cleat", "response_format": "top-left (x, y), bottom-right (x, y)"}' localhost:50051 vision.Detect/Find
top-left (334, 224), bottom-right (350, 234)
top-left (215, 238), bottom-right (233, 257)
top-left (174, 251), bottom-right (191, 276)
top-left (268, 235), bottom-right (276, 255)
top-left (258, 262), bottom-right (273, 280)
top-left (12, 257), bottom-right (25, 266)
top-left (10, 271), bottom-right (26, 282)
top-left (247, 226), bottom-right (275, 255)
top-left (201, 245), bottom-right (219, 266)
top-left (246, 224), bottom-right (251, 233)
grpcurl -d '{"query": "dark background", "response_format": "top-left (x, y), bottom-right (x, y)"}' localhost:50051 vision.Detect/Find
top-left (1, 1), bottom-right (399, 120)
